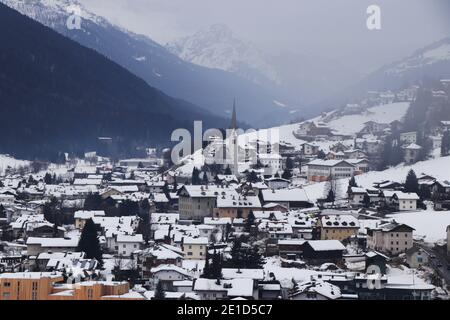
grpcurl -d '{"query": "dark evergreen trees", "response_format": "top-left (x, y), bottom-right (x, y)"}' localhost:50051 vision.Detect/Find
top-left (202, 172), bottom-right (209, 185)
top-left (44, 172), bottom-right (53, 184)
top-left (349, 176), bottom-right (358, 188)
top-left (77, 219), bottom-right (103, 267)
top-left (442, 131), bottom-right (450, 157)
top-left (363, 193), bottom-right (371, 208)
top-left (317, 150), bottom-right (326, 159)
top-left (0, 3), bottom-right (227, 160)
top-left (245, 211), bottom-right (255, 233)
top-left (154, 281), bottom-right (166, 300)
top-left (224, 166), bottom-right (232, 175)
top-left (246, 170), bottom-right (259, 183)
top-left (281, 168), bottom-right (293, 180)
top-left (285, 157), bottom-right (294, 170)
top-left (0, 205), bottom-right (5, 218)
top-left (404, 170), bottom-right (419, 194)
top-left (192, 167), bottom-right (201, 185)
top-left (84, 194), bottom-right (103, 211)
top-left (229, 238), bottom-right (265, 269)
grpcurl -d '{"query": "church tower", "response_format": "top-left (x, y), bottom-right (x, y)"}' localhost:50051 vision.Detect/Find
top-left (230, 100), bottom-right (239, 176)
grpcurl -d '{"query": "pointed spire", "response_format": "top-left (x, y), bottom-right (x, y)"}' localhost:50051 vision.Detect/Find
top-left (231, 99), bottom-right (237, 130)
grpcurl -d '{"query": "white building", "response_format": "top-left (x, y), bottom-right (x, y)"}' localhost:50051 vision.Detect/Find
top-left (306, 160), bottom-right (355, 182)
top-left (116, 234), bottom-right (144, 257)
top-left (258, 154), bottom-right (283, 176)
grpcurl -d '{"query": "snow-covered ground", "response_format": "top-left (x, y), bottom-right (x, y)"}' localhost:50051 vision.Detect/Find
top-left (303, 156), bottom-right (450, 203)
top-left (0, 154), bottom-right (30, 174)
top-left (387, 210), bottom-right (450, 243)
top-left (175, 101), bottom-right (410, 175)
top-left (321, 102), bottom-right (410, 136)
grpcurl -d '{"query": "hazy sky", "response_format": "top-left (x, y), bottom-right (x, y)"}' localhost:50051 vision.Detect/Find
top-left (79, 0), bottom-right (450, 74)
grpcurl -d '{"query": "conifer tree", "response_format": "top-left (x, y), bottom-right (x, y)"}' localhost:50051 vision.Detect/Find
top-left (77, 219), bottom-right (103, 267)
top-left (154, 281), bottom-right (166, 300)
top-left (348, 176), bottom-right (358, 188)
top-left (192, 167), bottom-right (201, 185)
top-left (404, 170), bottom-right (419, 194)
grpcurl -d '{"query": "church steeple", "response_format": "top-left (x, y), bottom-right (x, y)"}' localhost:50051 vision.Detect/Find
top-left (230, 99), bottom-right (237, 130)
top-left (230, 99), bottom-right (238, 176)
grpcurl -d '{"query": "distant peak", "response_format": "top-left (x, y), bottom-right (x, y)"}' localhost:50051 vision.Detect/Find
top-left (204, 24), bottom-right (233, 37)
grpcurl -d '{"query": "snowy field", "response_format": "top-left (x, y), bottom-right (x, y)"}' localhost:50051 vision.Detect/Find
top-left (387, 210), bottom-right (450, 243)
top-left (322, 102), bottom-right (410, 136)
top-left (303, 156), bottom-right (450, 202)
top-left (0, 154), bottom-right (30, 174)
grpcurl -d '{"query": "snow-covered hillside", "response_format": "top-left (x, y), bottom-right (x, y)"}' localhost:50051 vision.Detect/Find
top-left (302, 156), bottom-right (450, 203)
top-left (320, 102), bottom-right (410, 136)
top-left (386, 38), bottom-right (450, 75)
top-left (166, 24), bottom-right (280, 86)
top-left (175, 101), bottom-right (410, 175)
top-left (0, 155), bottom-right (30, 174)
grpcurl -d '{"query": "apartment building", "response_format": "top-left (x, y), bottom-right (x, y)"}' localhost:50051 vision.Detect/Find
top-left (306, 160), bottom-right (355, 182)
top-left (366, 222), bottom-right (415, 256)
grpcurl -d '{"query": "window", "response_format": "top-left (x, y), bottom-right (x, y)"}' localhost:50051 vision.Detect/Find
top-left (3, 282), bottom-right (11, 287)
top-left (87, 289), bottom-right (94, 300)
top-left (2, 292), bottom-right (11, 299)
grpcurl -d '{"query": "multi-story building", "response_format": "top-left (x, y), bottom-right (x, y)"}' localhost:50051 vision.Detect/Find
top-left (318, 214), bottom-right (360, 241)
top-left (366, 222), bottom-right (415, 256)
top-left (181, 237), bottom-right (208, 260)
top-left (214, 195), bottom-right (261, 219)
top-left (0, 273), bottom-right (142, 300)
top-left (306, 160), bottom-right (355, 182)
top-left (177, 185), bottom-right (237, 221)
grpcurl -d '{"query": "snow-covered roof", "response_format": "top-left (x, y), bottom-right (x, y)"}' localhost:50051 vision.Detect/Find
top-left (26, 237), bottom-right (79, 248)
top-left (392, 191), bottom-right (420, 200)
top-left (321, 215), bottom-right (359, 228)
top-left (306, 240), bottom-right (345, 251)
top-left (0, 272), bottom-right (63, 280)
top-left (307, 159), bottom-right (354, 168)
top-left (216, 195), bottom-right (261, 208)
top-left (222, 268), bottom-right (265, 280)
top-left (260, 188), bottom-right (310, 203)
top-left (290, 280), bottom-right (341, 300)
top-left (74, 210), bottom-right (105, 219)
top-left (183, 237), bottom-right (208, 245)
top-left (193, 278), bottom-right (254, 297)
top-left (403, 143), bottom-right (422, 150)
top-left (179, 185), bottom-right (237, 198)
top-left (116, 234), bottom-right (144, 243)
top-left (150, 264), bottom-right (192, 278)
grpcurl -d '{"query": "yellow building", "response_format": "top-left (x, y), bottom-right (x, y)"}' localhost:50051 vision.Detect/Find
top-left (214, 195), bottom-right (261, 219)
top-left (182, 237), bottom-right (208, 260)
top-left (0, 273), bottom-right (143, 300)
top-left (318, 214), bottom-right (360, 241)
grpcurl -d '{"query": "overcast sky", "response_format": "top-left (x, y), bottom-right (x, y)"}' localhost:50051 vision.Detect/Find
top-left (79, 0), bottom-right (450, 74)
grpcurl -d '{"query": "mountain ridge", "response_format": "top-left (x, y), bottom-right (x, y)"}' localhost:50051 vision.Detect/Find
top-left (1, 0), bottom-right (297, 126)
top-left (0, 2), bottom-right (228, 160)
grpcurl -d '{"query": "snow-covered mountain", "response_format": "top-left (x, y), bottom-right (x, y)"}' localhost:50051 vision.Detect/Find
top-left (1, 0), bottom-right (298, 126)
top-left (384, 38), bottom-right (450, 76)
top-left (345, 37), bottom-right (450, 97)
top-left (167, 24), bottom-right (280, 86)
